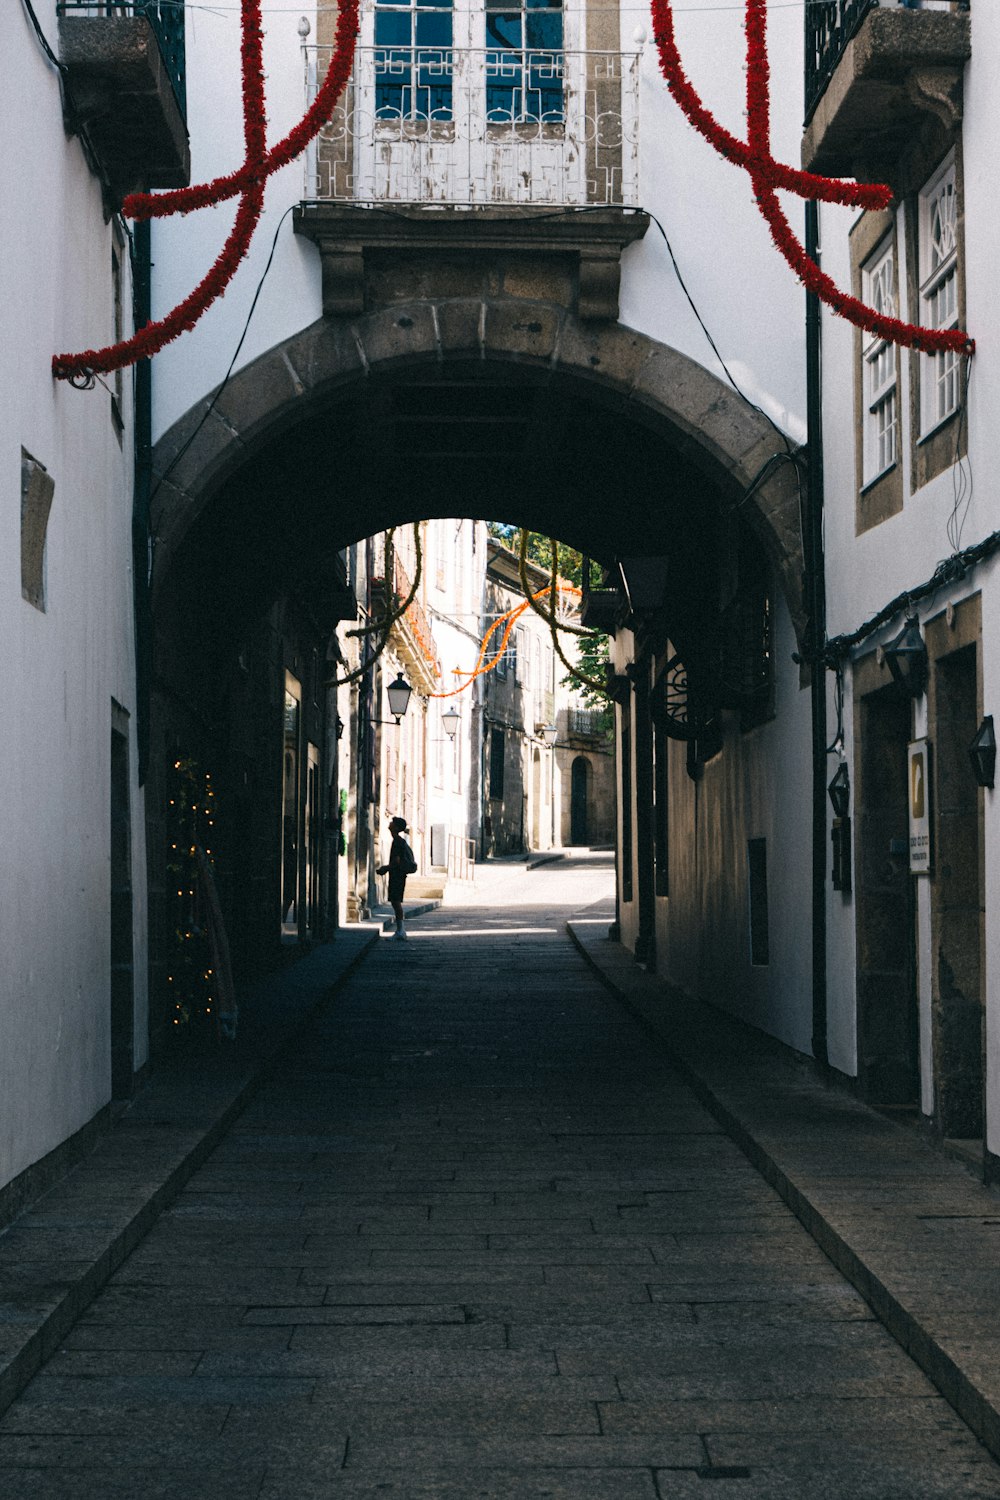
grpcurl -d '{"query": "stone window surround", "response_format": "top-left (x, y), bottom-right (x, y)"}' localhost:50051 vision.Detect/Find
top-left (851, 208), bottom-right (903, 535)
top-left (907, 145), bottom-right (968, 493)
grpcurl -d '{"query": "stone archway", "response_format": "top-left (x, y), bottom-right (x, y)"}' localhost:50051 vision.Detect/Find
top-left (150, 299), bottom-right (806, 639)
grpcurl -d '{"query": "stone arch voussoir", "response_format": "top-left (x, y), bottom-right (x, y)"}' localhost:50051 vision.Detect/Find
top-left (151, 300), bottom-right (806, 639)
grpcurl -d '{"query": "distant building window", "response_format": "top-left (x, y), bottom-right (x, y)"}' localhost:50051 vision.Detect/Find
top-left (918, 154), bottom-right (960, 435)
top-left (374, 0), bottom-right (454, 121)
top-left (490, 726), bottom-right (506, 800)
top-left (486, 0), bottom-right (564, 124)
top-left (861, 237), bottom-right (898, 483)
top-left (747, 837), bottom-right (769, 966)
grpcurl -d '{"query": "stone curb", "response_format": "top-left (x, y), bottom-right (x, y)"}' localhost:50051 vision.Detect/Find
top-left (373, 899), bottom-right (441, 932)
top-left (567, 919), bottom-right (1000, 1464)
top-left (526, 853), bottom-right (566, 871)
top-left (0, 929), bottom-right (381, 1421)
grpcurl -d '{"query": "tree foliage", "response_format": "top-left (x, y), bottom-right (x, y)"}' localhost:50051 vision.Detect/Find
top-left (487, 523), bottom-right (611, 715)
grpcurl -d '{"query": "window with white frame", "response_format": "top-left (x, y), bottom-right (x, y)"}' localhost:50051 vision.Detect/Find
top-left (861, 237), bottom-right (898, 484)
top-left (918, 155), bottom-right (960, 435)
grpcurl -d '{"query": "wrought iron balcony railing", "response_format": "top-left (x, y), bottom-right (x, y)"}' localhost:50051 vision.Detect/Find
top-left (303, 45), bottom-right (639, 207)
top-left (58, 1), bottom-right (186, 115)
top-left (805, 0), bottom-right (964, 122)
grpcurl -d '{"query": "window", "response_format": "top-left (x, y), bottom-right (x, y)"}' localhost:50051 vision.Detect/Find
top-left (747, 838), bottom-right (769, 966)
top-left (486, 0), bottom-right (564, 124)
top-left (490, 726), bottom-right (505, 799)
top-left (918, 155), bottom-right (960, 435)
top-left (861, 238), bottom-right (898, 483)
top-left (374, 0), bottom-right (454, 121)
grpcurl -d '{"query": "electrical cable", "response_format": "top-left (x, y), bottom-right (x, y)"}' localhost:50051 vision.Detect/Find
top-left (644, 209), bottom-right (794, 452)
top-left (150, 204), bottom-right (295, 510)
top-left (946, 356), bottom-right (974, 555)
top-left (19, 0), bottom-right (65, 74)
top-left (821, 526), bottom-right (1000, 667)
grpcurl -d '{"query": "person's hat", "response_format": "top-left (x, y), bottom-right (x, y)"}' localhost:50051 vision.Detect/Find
top-left (388, 816), bottom-right (408, 831)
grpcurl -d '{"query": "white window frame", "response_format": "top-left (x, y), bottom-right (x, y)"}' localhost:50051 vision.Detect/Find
top-left (861, 235), bottom-right (898, 486)
top-left (917, 153), bottom-right (961, 438)
top-left (355, 0), bottom-right (583, 205)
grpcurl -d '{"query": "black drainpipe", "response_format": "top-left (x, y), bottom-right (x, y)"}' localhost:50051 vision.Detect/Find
top-left (805, 199), bottom-right (829, 1075)
top-left (133, 218), bottom-right (153, 786)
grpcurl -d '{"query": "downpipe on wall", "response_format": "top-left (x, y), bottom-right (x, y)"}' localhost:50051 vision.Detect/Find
top-left (805, 199), bottom-right (829, 1075)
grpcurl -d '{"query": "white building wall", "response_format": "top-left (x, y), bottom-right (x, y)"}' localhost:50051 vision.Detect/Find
top-left (1, 6), bottom-right (148, 1192)
top-left (817, 7), bottom-right (1000, 1130)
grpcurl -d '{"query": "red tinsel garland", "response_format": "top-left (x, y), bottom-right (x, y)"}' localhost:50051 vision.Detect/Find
top-left (652, 0), bottom-right (974, 357)
top-left (52, 0), bottom-right (359, 381)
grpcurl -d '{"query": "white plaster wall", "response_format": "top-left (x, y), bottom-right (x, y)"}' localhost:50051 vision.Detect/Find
top-left (819, 6), bottom-right (1000, 1121)
top-left (619, 0), bottom-right (807, 436)
top-left (152, 6), bottom-right (323, 440)
top-left (656, 596), bottom-right (813, 1053)
top-left (0, 6), bottom-right (148, 1191)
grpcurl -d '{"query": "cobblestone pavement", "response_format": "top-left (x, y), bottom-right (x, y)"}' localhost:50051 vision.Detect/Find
top-left (3, 862), bottom-right (1000, 1497)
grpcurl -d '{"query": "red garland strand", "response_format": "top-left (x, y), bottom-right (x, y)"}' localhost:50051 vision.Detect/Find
top-left (652, 0), bottom-right (974, 357)
top-left (121, 0), bottom-right (359, 223)
top-left (52, 0), bottom-right (359, 382)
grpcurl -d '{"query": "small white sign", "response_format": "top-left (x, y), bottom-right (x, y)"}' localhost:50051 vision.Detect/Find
top-left (908, 738), bottom-right (932, 875)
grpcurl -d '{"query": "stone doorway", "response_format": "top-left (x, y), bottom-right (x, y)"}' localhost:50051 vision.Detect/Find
top-left (854, 673), bottom-right (919, 1111)
top-left (927, 618), bottom-right (984, 1146)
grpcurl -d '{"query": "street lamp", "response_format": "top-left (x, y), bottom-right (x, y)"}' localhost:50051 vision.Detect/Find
top-left (884, 616), bottom-right (928, 699)
top-left (385, 672), bottom-right (412, 723)
top-left (441, 705), bottom-right (461, 741)
top-left (540, 722), bottom-right (558, 749)
top-left (969, 715), bottom-right (996, 789)
top-left (827, 762), bottom-right (850, 818)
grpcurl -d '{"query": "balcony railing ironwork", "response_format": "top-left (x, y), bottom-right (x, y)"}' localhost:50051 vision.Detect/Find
top-left (805, 0), bottom-right (963, 121)
top-left (304, 45), bottom-right (639, 206)
top-left (58, 1), bottom-right (186, 115)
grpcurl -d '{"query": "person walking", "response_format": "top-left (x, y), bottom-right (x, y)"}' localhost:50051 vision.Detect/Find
top-left (378, 815), bottom-right (416, 940)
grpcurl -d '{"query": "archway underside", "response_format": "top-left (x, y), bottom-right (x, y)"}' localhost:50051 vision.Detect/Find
top-left (151, 300), bottom-right (806, 665)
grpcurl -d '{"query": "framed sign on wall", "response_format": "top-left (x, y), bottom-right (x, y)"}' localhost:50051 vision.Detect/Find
top-left (908, 738), bottom-right (932, 875)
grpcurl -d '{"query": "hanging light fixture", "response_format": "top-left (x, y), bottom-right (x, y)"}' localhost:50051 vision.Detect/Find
top-left (441, 705), bottom-right (461, 741)
top-left (884, 616), bottom-right (928, 698)
top-left (541, 723), bottom-right (559, 748)
top-left (827, 762), bottom-right (850, 818)
top-left (385, 672), bottom-right (412, 723)
top-left (969, 715), bottom-right (996, 789)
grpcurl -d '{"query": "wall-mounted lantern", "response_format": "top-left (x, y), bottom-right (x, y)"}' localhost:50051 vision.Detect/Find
top-left (385, 672), bottom-right (412, 723)
top-left (828, 762), bottom-right (851, 818)
top-left (441, 705), bottom-right (461, 741)
top-left (540, 722), bottom-right (559, 749)
top-left (828, 761), bottom-right (852, 893)
top-left (969, 714), bottom-right (996, 789)
top-left (884, 616), bottom-right (928, 698)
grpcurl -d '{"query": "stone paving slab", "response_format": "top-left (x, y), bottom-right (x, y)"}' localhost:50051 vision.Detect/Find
top-left (569, 918), bottom-right (1000, 1465)
top-left (4, 883), bottom-right (1000, 1495)
top-left (0, 929), bottom-right (379, 1419)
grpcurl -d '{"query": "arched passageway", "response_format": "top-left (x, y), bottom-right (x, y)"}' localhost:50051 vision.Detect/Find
top-left (147, 301), bottom-right (804, 1046)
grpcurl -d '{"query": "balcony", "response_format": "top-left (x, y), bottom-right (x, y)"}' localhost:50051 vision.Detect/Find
top-left (303, 45), bottom-right (639, 208)
top-left (803, 1), bottom-right (970, 188)
top-left (58, 2), bottom-right (190, 199)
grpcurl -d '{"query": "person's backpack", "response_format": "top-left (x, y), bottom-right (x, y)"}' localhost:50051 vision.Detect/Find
top-left (398, 839), bottom-right (418, 875)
